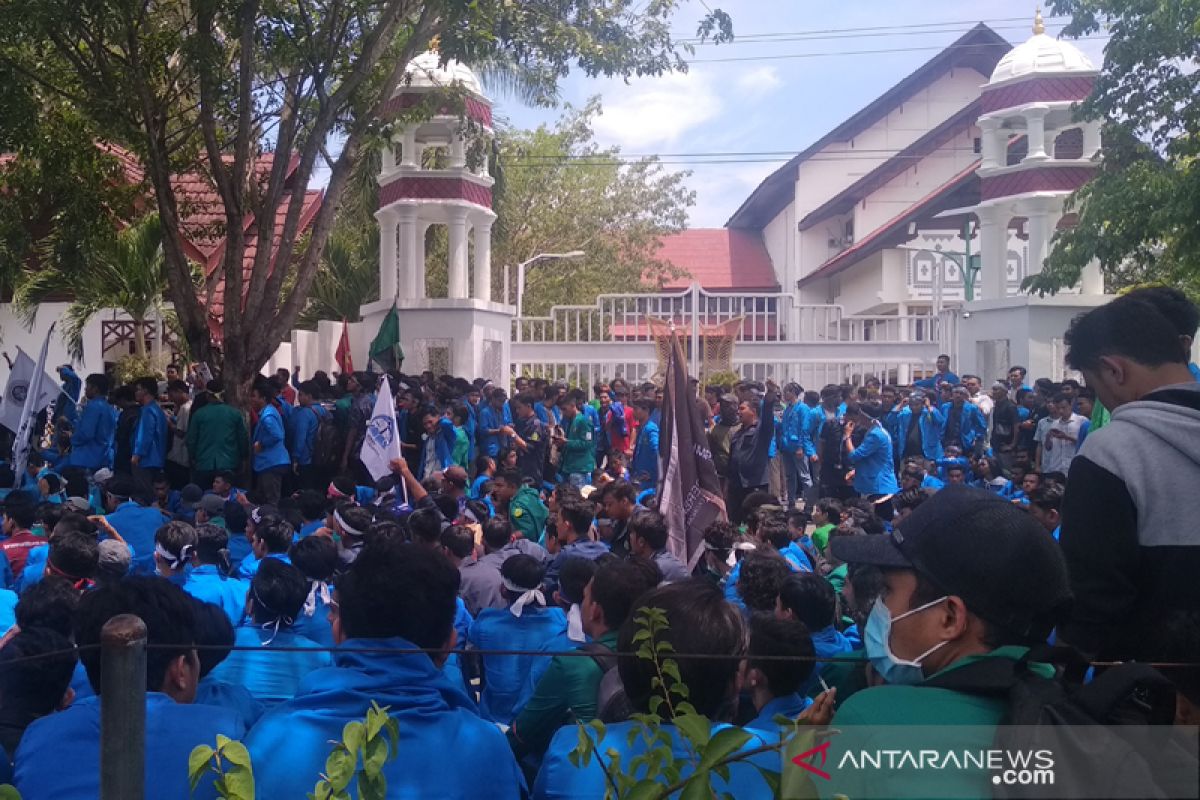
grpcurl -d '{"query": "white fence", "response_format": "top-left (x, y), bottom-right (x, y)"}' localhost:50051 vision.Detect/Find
top-left (511, 284), bottom-right (942, 387)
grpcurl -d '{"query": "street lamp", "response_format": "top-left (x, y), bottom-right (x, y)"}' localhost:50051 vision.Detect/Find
top-left (515, 250), bottom-right (586, 320)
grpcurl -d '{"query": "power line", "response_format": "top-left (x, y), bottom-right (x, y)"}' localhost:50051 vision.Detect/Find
top-left (687, 35), bottom-right (1108, 64)
top-left (676, 19), bottom-right (1074, 46)
top-left (671, 15), bottom-right (1069, 43)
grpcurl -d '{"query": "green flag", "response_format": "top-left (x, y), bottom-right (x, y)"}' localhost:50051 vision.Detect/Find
top-left (369, 304), bottom-right (403, 372)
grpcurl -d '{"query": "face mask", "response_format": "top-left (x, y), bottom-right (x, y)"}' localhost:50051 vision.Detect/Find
top-left (864, 595), bottom-right (950, 686)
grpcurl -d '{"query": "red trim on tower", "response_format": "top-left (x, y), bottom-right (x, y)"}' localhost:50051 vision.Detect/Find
top-left (380, 93), bottom-right (493, 127)
top-left (980, 76), bottom-right (1095, 114)
top-left (379, 176), bottom-right (492, 208)
top-left (980, 166), bottom-right (1095, 201)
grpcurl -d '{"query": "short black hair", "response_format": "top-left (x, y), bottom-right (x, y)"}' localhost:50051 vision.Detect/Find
top-left (296, 490), bottom-right (327, 522)
top-left (249, 559), bottom-right (308, 625)
top-left (1065, 296), bottom-right (1188, 371)
top-left (893, 488), bottom-right (932, 514)
top-left (482, 517), bottom-right (513, 550)
top-left (336, 540), bottom-right (459, 648)
top-left (0, 626), bottom-right (76, 728)
top-left (4, 500), bottom-right (36, 530)
top-left (85, 373), bottom-right (110, 394)
top-left (617, 579), bottom-right (745, 718)
top-left (439, 525), bottom-right (475, 560)
top-left (493, 466), bottom-right (522, 487)
top-left (1126, 286), bottom-right (1200, 339)
top-left (500, 553), bottom-right (545, 593)
top-left (16, 578), bottom-right (80, 638)
top-left (557, 557), bottom-right (597, 605)
top-left (194, 523), bottom-right (232, 574)
top-left (254, 517), bottom-right (294, 554)
top-left (191, 598), bottom-right (235, 678)
top-left (48, 531), bottom-right (99, 582)
top-left (629, 508), bottom-right (668, 551)
top-left (778, 572), bottom-right (836, 631)
top-left (407, 507), bottom-right (443, 546)
top-left (75, 576), bottom-right (198, 694)
top-left (758, 513), bottom-right (791, 551)
top-left (1029, 483), bottom-right (1065, 514)
top-left (589, 558), bottom-right (661, 630)
top-left (702, 520), bottom-right (737, 554)
top-left (136, 376), bottom-right (158, 397)
top-left (606, 481), bottom-right (637, 505)
top-left (748, 616), bottom-right (815, 699)
top-left (289, 535), bottom-right (339, 582)
top-left (737, 551), bottom-right (794, 614)
top-left (155, 520), bottom-right (197, 566)
top-left (558, 498), bottom-right (594, 539)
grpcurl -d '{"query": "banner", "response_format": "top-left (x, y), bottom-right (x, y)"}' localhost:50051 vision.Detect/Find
top-left (335, 319), bottom-right (354, 375)
top-left (359, 375), bottom-right (402, 481)
top-left (657, 327), bottom-right (726, 570)
top-left (0, 346), bottom-right (58, 436)
top-left (11, 325), bottom-right (57, 483)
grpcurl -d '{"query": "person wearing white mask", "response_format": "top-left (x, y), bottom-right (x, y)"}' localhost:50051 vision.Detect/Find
top-left (814, 486), bottom-right (1070, 799)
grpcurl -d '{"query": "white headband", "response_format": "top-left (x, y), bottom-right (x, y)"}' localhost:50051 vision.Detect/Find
top-left (155, 542), bottom-right (192, 570)
top-left (501, 576), bottom-right (545, 618)
top-left (333, 509), bottom-right (364, 538)
top-left (567, 603), bottom-right (586, 643)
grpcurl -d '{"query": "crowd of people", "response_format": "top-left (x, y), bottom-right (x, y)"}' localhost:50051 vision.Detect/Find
top-left (0, 285), bottom-right (1196, 798)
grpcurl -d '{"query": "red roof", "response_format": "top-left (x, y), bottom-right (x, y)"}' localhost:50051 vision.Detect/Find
top-left (653, 229), bottom-right (779, 292)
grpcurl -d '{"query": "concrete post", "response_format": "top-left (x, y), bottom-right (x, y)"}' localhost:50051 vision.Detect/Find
top-left (448, 208), bottom-right (470, 299)
top-left (473, 218), bottom-right (493, 302)
top-left (100, 614), bottom-right (147, 800)
top-left (376, 207), bottom-right (398, 302)
top-left (1024, 106), bottom-right (1050, 162)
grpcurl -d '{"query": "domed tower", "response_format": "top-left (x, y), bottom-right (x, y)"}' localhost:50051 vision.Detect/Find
top-left (974, 10), bottom-right (1102, 299)
top-left (361, 51), bottom-right (510, 381)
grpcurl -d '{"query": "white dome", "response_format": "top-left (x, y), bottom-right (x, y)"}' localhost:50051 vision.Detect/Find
top-left (401, 51), bottom-right (484, 97)
top-left (988, 33), bottom-right (1097, 86)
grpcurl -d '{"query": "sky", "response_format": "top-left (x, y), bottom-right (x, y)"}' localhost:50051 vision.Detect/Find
top-left (484, 0), bottom-right (1110, 228)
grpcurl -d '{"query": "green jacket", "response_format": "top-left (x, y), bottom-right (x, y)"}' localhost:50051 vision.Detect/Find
top-left (187, 401), bottom-right (249, 472)
top-left (558, 413), bottom-right (596, 476)
top-left (452, 425), bottom-right (470, 469)
top-left (507, 629), bottom-right (617, 759)
top-left (817, 646), bottom-right (1052, 799)
top-left (509, 486), bottom-right (549, 542)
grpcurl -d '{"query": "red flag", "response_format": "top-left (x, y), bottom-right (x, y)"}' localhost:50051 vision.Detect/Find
top-left (335, 319), bottom-right (354, 374)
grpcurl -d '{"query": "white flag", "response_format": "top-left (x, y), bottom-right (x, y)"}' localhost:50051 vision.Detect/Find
top-left (11, 324), bottom-right (56, 483)
top-left (359, 375), bottom-right (402, 481)
top-left (0, 346), bottom-right (58, 436)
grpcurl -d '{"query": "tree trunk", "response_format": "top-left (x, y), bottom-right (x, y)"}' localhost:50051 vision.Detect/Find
top-left (132, 314), bottom-right (147, 358)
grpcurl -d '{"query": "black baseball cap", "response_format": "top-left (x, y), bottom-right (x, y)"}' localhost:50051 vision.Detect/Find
top-left (831, 486), bottom-right (1071, 640)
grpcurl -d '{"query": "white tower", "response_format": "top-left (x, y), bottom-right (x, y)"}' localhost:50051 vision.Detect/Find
top-left (360, 52), bottom-right (512, 381)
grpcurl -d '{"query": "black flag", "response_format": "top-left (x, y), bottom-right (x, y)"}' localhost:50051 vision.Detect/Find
top-left (657, 328), bottom-right (727, 570)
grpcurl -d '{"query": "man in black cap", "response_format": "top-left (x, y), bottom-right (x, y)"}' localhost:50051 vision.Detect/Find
top-left (813, 486), bottom-right (1070, 799)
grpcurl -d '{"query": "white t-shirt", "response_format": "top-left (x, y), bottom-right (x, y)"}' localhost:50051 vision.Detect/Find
top-left (1036, 413), bottom-right (1086, 475)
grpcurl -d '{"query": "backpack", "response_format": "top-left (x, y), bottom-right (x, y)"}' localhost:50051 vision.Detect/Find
top-left (927, 646), bottom-right (1196, 799)
top-left (583, 641), bottom-right (633, 724)
top-left (310, 407), bottom-right (344, 469)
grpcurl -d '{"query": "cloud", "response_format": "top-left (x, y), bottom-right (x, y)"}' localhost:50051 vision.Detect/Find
top-left (591, 70), bottom-right (721, 150)
top-left (687, 160), bottom-right (780, 228)
top-left (734, 66), bottom-right (783, 98)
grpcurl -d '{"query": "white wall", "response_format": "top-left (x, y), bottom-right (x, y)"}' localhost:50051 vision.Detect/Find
top-left (832, 252), bottom-right (885, 315)
top-left (0, 302), bottom-right (107, 378)
top-left (762, 205), bottom-right (796, 291)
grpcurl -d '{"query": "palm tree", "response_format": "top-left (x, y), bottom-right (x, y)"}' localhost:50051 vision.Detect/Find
top-left (15, 213), bottom-right (168, 360)
top-left (298, 225), bottom-right (380, 327)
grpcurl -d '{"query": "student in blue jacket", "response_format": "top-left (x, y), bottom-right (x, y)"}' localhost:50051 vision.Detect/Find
top-left (535, 580), bottom-right (777, 798)
top-left (940, 386), bottom-right (989, 456)
top-left (418, 406), bottom-right (457, 480)
top-left (246, 540), bottom-right (525, 798)
top-left (191, 598), bottom-right (265, 729)
top-left (130, 376), bottom-right (168, 495)
top-left (14, 577), bottom-right (245, 800)
top-left (629, 399), bottom-right (660, 490)
top-left (249, 382), bottom-right (290, 504)
top-left (183, 523), bottom-right (249, 625)
top-left (211, 558), bottom-right (330, 708)
top-left (287, 380), bottom-right (328, 492)
top-left (288, 534), bottom-right (337, 648)
top-left (742, 616), bottom-right (815, 740)
top-left (62, 373), bottom-right (116, 471)
top-left (891, 390), bottom-right (945, 465)
top-left (841, 401), bottom-right (900, 501)
top-left (101, 475), bottom-right (170, 574)
top-left (468, 554), bottom-right (567, 725)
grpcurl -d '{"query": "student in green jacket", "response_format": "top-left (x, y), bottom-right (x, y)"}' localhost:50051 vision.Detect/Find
top-left (187, 381), bottom-right (250, 490)
top-left (491, 466), bottom-right (549, 543)
top-left (806, 486), bottom-right (1071, 800)
top-left (555, 392), bottom-right (596, 488)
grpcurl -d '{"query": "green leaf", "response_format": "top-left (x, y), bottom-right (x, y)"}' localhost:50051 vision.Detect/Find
top-left (625, 781), bottom-right (666, 800)
top-left (661, 660), bottom-right (682, 685)
top-left (323, 747), bottom-right (356, 790)
top-left (362, 735), bottom-right (389, 775)
top-left (674, 713), bottom-right (711, 750)
top-left (188, 745), bottom-right (215, 792)
top-left (680, 771), bottom-right (713, 800)
top-left (0, 788), bottom-right (20, 800)
top-left (631, 628), bottom-right (652, 643)
top-left (648, 694), bottom-right (664, 716)
top-left (223, 764), bottom-right (255, 800)
top-left (754, 766), bottom-right (781, 797)
top-left (341, 721), bottom-right (365, 757)
top-left (218, 740), bottom-right (253, 770)
top-left (698, 728), bottom-right (753, 772)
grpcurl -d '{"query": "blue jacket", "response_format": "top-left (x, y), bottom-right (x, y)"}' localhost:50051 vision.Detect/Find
top-left (105, 501), bottom-right (169, 574)
top-left (630, 419), bottom-right (660, 489)
top-left (803, 403), bottom-right (824, 456)
top-left (808, 624), bottom-right (855, 693)
top-left (252, 404), bottom-right (290, 472)
top-left (534, 402), bottom-right (562, 426)
top-left (468, 605), bottom-right (567, 724)
top-left (56, 367), bottom-right (81, 424)
top-left (64, 397), bottom-right (115, 470)
top-left (246, 637), bottom-right (525, 799)
top-left (133, 401), bottom-right (168, 469)
top-left (744, 693), bottom-right (813, 740)
top-left (14, 693), bottom-right (243, 800)
top-left (419, 417), bottom-right (457, 476)
top-left (292, 586), bottom-right (335, 648)
top-left (939, 402), bottom-right (989, 453)
top-left (534, 721), bottom-right (775, 799)
top-left (542, 540), bottom-right (610, 596)
top-left (479, 404), bottom-right (513, 457)
top-left (286, 404), bottom-right (327, 466)
top-left (195, 674), bottom-right (264, 729)
top-left (892, 405), bottom-right (946, 462)
top-left (780, 400), bottom-right (807, 453)
top-left (581, 403), bottom-right (601, 445)
top-left (211, 625), bottom-right (331, 708)
top-left (847, 422), bottom-right (900, 496)
top-left (914, 369), bottom-right (960, 389)
top-left (183, 565), bottom-right (248, 625)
